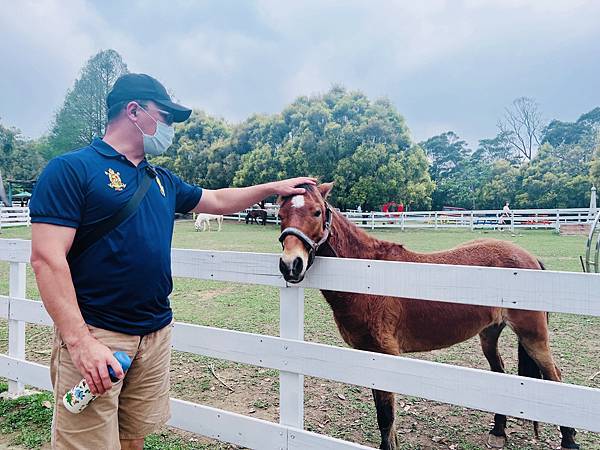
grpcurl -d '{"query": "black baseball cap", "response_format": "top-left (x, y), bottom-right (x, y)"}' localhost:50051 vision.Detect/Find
top-left (107, 73), bottom-right (192, 123)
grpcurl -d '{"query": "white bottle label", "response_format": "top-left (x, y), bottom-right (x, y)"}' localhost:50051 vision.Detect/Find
top-left (63, 378), bottom-right (96, 414)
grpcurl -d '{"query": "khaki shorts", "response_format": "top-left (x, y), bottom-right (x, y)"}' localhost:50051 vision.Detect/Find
top-left (50, 321), bottom-right (173, 449)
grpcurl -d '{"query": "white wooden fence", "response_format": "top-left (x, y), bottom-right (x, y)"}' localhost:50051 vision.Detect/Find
top-left (0, 207), bottom-right (30, 229)
top-left (1, 238), bottom-right (600, 449)
top-left (226, 207), bottom-right (599, 231)
top-left (5, 207), bottom-right (599, 232)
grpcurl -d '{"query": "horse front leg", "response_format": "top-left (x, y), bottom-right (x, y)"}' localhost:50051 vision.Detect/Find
top-left (372, 389), bottom-right (398, 450)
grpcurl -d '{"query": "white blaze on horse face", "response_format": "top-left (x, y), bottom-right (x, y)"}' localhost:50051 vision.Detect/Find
top-left (291, 195), bottom-right (305, 208)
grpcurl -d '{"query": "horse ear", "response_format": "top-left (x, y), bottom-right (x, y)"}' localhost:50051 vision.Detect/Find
top-left (317, 182), bottom-right (334, 199)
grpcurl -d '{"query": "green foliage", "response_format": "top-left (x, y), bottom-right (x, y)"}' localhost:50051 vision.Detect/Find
top-left (0, 391), bottom-right (53, 448)
top-left (590, 145), bottom-right (600, 188)
top-left (0, 122), bottom-right (46, 181)
top-left (519, 143), bottom-right (593, 208)
top-left (48, 49), bottom-right (128, 156)
top-left (231, 86), bottom-right (427, 210)
top-left (152, 110), bottom-right (232, 188)
top-left (420, 131), bottom-right (473, 209)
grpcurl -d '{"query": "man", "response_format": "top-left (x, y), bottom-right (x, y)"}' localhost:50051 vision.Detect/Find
top-left (500, 201), bottom-right (511, 227)
top-left (29, 73), bottom-right (314, 449)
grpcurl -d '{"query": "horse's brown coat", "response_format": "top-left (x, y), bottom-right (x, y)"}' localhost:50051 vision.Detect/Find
top-left (277, 183), bottom-right (578, 450)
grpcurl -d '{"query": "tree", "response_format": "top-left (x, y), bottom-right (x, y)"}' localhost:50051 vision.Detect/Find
top-left (497, 97), bottom-right (543, 162)
top-left (419, 132), bottom-right (471, 209)
top-left (542, 107), bottom-right (600, 149)
top-left (519, 143), bottom-right (593, 208)
top-left (228, 86), bottom-right (431, 210)
top-left (49, 50), bottom-right (128, 156)
top-left (472, 132), bottom-right (520, 166)
top-left (591, 145), bottom-right (600, 188)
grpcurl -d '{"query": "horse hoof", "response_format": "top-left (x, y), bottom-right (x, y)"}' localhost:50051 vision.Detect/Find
top-left (486, 433), bottom-right (506, 448)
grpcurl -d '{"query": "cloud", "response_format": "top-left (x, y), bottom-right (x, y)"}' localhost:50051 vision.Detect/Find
top-left (1, 0), bottom-right (599, 147)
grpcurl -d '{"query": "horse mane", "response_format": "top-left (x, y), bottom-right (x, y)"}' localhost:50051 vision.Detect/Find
top-left (326, 203), bottom-right (410, 262)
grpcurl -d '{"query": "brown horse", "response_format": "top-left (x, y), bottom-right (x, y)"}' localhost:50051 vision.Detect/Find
top-left (277, 183), bottom-right (578, 450)
top-left (245, 209), bottom-right (267, 225)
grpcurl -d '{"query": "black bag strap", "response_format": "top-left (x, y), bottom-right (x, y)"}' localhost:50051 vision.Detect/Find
top-left (68, 165), bottom-right (157, 261)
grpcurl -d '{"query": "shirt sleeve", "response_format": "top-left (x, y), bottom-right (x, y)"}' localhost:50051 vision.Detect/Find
top-left (29, 157), bottom-right (86, 228)
top-left (171, 172), bottom-right (202, 213)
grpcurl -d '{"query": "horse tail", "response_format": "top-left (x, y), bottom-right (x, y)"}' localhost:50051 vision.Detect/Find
top-left (518, 257), bottom-right (546, 438)
top-left (537, 260), bottom-right (550, 325)
top-left (518, 343), bottom-right (542, 437)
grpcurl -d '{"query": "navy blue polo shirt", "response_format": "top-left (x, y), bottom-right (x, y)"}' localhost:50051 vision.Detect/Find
top-left (29, 138), bottom-right (202, 335)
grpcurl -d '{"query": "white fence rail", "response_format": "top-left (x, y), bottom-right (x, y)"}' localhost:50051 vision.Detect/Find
top-left (0, 207), bottom-right (30, 229)
top-left (1, 238), bottom-right (600, 449)
top-left (225, 207), bottom-right (599, 231)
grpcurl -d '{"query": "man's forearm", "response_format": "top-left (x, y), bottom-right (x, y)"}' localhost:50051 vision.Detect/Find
top-left (31, 258), bottom-right (89, 345)
top-left (212, 183), bottom-right (277, 215)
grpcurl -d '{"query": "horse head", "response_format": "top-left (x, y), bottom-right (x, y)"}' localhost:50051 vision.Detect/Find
top-left (278, 182), bottom-right (334, 283)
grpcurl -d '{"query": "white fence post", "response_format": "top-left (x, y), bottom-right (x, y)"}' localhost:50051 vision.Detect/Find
top-left (510, 212), bottom-right (515, 233)
top-left (370, 212), bottom-right (375, 230)
top-left (279, 286), bottom-right (304, 429)
top-left (8, 262), bottom-right (26, 395)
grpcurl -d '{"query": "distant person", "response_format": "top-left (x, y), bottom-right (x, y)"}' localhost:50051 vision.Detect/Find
top-left (356, 204), bottom-right (362, 213)
top-left (499, 201), bottom-right (511, 227)
top-left (29, 73), bottom-right (315, 450)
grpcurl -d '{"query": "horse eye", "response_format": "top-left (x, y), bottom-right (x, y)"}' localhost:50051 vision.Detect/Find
top-left (314, 210), bottom-right (322, 217)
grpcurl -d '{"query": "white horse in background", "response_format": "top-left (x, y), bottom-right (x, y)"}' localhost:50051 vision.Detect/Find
top-left (194, 213), bottom-right (223, 232)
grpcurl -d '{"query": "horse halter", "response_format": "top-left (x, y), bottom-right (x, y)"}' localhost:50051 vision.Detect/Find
top-left (278, 203), bottom-right (333, 268)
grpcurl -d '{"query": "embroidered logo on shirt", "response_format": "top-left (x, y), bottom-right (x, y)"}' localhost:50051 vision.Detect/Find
top-left (156, 176), bottom-right (165, 197)
top-left (105, 168), bottom-right (126, 191)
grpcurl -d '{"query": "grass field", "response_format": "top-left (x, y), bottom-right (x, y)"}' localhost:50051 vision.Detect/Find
top-left (0, 221), bottom-right (599, 449)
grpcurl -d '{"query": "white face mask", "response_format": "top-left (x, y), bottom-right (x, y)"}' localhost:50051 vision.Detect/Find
top-left (134, 107), bottom-right (174, 156)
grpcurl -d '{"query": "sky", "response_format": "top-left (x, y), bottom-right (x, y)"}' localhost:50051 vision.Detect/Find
top-left (1, 0), bottom-right (600, 148)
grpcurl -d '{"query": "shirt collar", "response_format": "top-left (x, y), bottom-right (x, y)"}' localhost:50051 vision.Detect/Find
top-left (91, 138), bottom-right (149, 168)
top-left (91, 138), bottom-right (122, 158)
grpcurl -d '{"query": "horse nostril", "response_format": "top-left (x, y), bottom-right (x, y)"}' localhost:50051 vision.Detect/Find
top-left (292, 257), bottom-right (303, 276)
top-left (279, 258), bottom-right (289, 276)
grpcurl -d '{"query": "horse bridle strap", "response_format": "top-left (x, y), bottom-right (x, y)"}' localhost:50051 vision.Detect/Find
top-left (278, 204), bottom-right (333, 266)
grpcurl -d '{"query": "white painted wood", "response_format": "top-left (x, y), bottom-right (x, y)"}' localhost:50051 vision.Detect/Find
top-left (287, 428), bottom-right (373, 450)
top-left (0, 355), bottom-right (52, 391)
top-left (8, 262), bottom-right (26, 395)
top-left (171, 248), bottom-right (286, 288)
top-left (0, 296), bottom-right (8, 319)
top-left (0, 239), bottom-right (31, 263)
top-left (6, 297), bottom-right (52, 325)
top-left (169, 398), bottom-right (288, 449)
top-left (279, 287), bottom-right (304, 429)
top-left (299, 257), bottom-right (600, 317)
top-left (171, 323), bottom-right (600, 432)
top-left (3, 240), bottom-right (600, 316)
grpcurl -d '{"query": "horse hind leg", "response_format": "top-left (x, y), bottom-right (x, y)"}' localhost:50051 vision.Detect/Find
top-left (372, 389), bottom-right (398, 450)
top-left (511, 316), bottom-right (579, 450)
top-left (479, 323), bottom-right (508, 448)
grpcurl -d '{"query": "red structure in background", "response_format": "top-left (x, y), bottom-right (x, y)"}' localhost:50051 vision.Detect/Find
top-left (381, 201), bottom-right (404, 215)
top-left (381, 202), bottom-right (404, 223)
